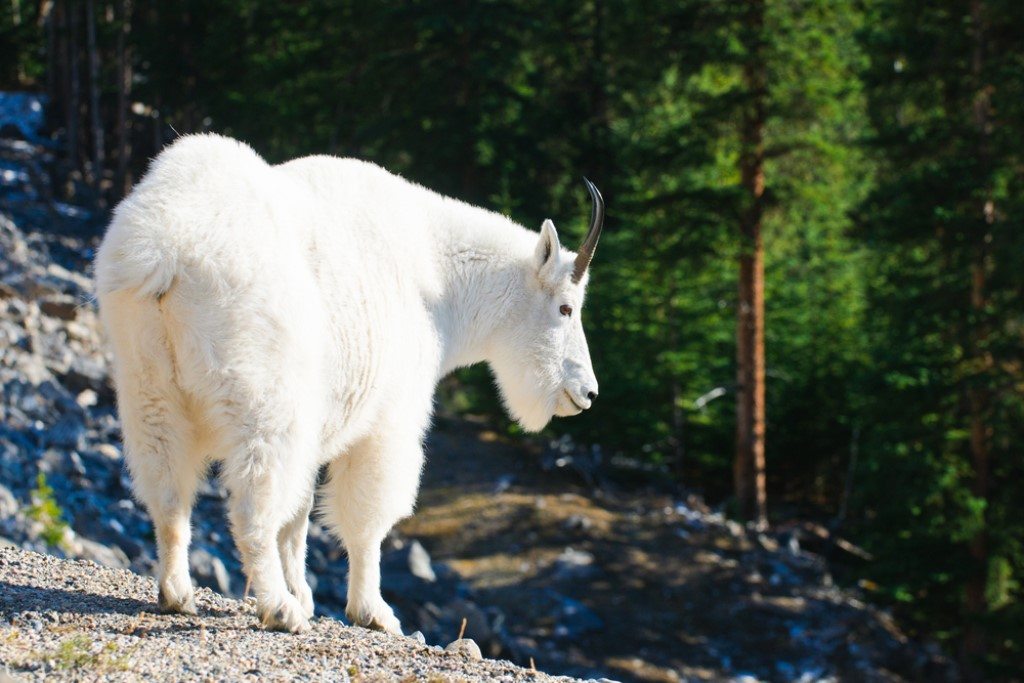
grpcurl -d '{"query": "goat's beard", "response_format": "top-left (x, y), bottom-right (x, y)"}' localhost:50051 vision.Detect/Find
top-left (511, 393), bottom-right (557, 432)
top-left (501, 393), bottom-right (552, 430)
top-left (491, 363), bottom-right (558, 433)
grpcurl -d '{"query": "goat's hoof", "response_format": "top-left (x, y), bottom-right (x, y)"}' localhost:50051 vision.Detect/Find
top-left (347, 599), bottom-right (402, 636)
top-left (260, 594), bottom-right (311, 633)
top-left (157, 581), bottom-right (197, 615)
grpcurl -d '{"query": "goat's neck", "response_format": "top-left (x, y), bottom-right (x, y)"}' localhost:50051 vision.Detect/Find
top-left (431, 212), bottom-right (530, 378)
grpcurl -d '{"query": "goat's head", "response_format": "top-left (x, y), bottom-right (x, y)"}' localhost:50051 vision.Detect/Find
top-left (491, 179), bottom-right (604, 432)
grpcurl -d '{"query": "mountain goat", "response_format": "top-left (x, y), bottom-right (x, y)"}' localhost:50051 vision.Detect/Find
top-left (95, 134), bottom-right (603, 634)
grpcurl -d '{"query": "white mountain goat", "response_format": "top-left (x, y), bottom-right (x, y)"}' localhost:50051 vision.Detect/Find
top-left (94, 134), bottom-right (603, 634)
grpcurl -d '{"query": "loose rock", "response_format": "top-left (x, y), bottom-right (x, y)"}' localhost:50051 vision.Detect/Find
top-left (446, 638), bottom-right (484, 660)
top-left (408, 539), bottom-right (437, 583)
top-left (0, 546), bottom-right (572, 682)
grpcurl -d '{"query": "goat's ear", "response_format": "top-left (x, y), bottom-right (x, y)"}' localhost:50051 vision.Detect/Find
top-left (535, 219), bottom-right (561, 276)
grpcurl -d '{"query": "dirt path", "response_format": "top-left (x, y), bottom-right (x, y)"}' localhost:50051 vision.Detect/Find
top-left (401, 420), bottom-right (952, 683)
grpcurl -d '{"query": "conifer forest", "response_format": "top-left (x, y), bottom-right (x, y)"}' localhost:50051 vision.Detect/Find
top-left (1, 1), bottom-right (1022, 679)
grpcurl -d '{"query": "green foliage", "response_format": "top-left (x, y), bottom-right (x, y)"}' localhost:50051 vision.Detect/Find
top-left (26, 472), bottom-right (70, 549)
top-left (0, 1), bottom-right (47, 89)
top-left (853, 0), bottom-right (1024, 674)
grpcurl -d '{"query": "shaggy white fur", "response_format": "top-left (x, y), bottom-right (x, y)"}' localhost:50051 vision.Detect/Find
top-left (95, 134), bottom-right (600, 634)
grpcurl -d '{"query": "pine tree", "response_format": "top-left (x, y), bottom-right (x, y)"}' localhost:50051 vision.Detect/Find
top-left (857, 0), bottom-right (1024, 675)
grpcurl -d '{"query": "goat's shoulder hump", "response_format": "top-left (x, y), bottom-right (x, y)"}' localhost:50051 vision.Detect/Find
top-left (276, 156), bottom-right (427, 204)
top-left (276, 155), bottom-right (392, 182)
top-left (157, 133), bottom-right (264, 167)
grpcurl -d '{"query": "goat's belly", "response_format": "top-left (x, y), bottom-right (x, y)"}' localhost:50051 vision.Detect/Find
top-left (314, 340), bottom-right (387, 462)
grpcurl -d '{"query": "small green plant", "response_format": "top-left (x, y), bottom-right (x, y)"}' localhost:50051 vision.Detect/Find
top-left (47, 635), bottom-right (130, 672)
top-left (52, 635), bottom-right (95, 670)
top-left (25, 472), bottom-right (70, 549)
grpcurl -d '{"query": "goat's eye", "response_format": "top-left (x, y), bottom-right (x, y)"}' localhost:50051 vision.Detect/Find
top-left (559, 304), bottom-right (573, 317)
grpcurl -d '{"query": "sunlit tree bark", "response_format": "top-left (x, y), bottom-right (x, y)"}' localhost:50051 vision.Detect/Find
top-left (734, 0), bottom-right (767, 529)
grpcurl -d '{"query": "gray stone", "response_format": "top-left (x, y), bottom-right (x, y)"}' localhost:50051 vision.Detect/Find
top-left (190, 546), bottom-right (232, 596)
top-left (16, 352), bottom-right (49, 385)
top-left (408, 539), bottom-right (436, 583)
top-left (445, 638), bottom-right (482, 660)
top-left (557, 546), bottom-right (594, 567)
top-left (552, 546), bottom-right (597, 581)
top-left (73, 536), bottom-right (130, 569)
top-left (38, 296), bottom-right (79, 321)
top-left (449, 599), bottom-right (494, 646)
top-left (0, 483), bottom-right (18, 519)
top-left (44, 414), bottom-right (86, 450)
top-left (75, 388), bottom-right (98, 408)
top-left (562, 514), bottom-right (592, 532)
top-left (493, 474), bottom-right (514, 493)
top-left (62, 356), bottom-right (110, 396)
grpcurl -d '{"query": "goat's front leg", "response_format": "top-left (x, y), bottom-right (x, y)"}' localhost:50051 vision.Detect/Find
top-left (344, 534), bottom-right (397, 633)
top-left (324, 433), bottom-right (424, 635)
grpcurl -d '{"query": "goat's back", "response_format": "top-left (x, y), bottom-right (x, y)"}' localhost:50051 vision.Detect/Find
top-left (95, 134), bottom-right (441, 460)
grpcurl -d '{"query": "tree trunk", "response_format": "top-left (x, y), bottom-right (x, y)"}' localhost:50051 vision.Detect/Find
top-left (11, 0), bottom-right (25, 84)
top-left (115, 0), bottom-right (132, 198)
top-left (67, 0), bottom-right (80, 174)
top-left (45, 0), bottom-right (56, 105)
top-left (589, 0), bottom-right (610, 185)
top-left (963, 0), bottom-right (993, 676)
top-left (454, 0), bottom-right (477, 199)
top-left (85, 0), bottom-right (104, 193)
top-left (668, 292), bottom-right (686, 479)
top-left (734, 0), bottom-right (768, 529)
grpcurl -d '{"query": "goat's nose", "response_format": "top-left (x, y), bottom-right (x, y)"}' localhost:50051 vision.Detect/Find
top-left (587, 390), bottom-right (598, 402)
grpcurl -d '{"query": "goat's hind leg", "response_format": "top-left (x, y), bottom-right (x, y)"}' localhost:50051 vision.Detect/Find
top-left (103, 291), bottom-right (204, 614)
top-left (221, 416), bottom-right (319, 633)
top-left (278, 494), bottom-right (315, 619)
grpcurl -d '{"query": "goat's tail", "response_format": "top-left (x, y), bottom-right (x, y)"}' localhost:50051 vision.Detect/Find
top-left (95, 133), bottom-right (269, 300)
top-left (94, 203), bottom-right (179, 300)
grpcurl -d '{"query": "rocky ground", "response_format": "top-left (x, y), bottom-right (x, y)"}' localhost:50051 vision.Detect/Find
top-left (0, 139), bottom-right (958, 682)
top-left (406, 425), bottom-right (958, 682)
top-left (0, 546), bottom-right (581, 682)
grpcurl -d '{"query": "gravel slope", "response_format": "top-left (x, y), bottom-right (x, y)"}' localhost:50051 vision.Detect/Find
top-left (0, 547), bottom-right (586, 682)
